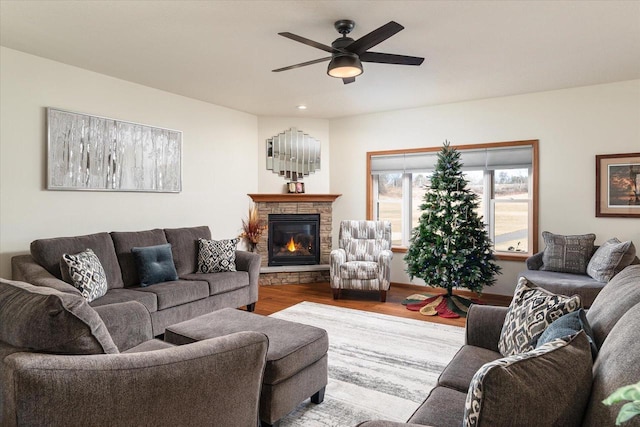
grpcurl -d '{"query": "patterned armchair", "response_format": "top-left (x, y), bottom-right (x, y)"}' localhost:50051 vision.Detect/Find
top-left (330, 220), bottom-right (393, 302)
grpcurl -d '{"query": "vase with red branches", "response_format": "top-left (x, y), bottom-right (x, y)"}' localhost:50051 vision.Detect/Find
top-left (240, 205), bottom-right (267, 252)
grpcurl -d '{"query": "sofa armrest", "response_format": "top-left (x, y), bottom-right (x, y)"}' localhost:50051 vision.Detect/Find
top-left (465, 304), bottom-right (509, 352)
top-left (93, 301), bottom-right (153, 352)
top-left (235, 250), bottom-right (261, 303)
top-left (525, 251), bottom-right (544, 270)
top-left (2, 331), bottom-right (268, 427)
top-left (11, 255), bottom-right (80, 295)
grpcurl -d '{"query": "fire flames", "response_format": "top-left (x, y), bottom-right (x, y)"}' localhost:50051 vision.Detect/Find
top-left (286, 237), bottom-right (297, 252)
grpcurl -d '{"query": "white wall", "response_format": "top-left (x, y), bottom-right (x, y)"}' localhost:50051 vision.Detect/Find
top-left (257, 117), bottom-right (330, 194)
top-left (0, 47), bottom-right (258, 278)
top-left (329, 80), bottom-right (640, 295)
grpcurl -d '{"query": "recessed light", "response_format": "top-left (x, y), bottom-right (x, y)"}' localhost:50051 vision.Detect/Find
top-left (296, 105), bottom-right (307, 110)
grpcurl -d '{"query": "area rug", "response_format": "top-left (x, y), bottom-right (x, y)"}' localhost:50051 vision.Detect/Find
top-left (269, 301), bottom-right (465, 426)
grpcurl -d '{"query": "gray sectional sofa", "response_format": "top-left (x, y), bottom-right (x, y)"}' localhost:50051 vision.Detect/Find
top-left (0, 278), bottom-right (268, 426)
top-left (359, 264), bottom-right (640, 427)
top-left (11, 225), bottom-right (260, 337)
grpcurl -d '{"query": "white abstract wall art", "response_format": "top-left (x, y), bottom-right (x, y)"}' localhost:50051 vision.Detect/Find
top-left (47, 108), bottom-right (182, 192)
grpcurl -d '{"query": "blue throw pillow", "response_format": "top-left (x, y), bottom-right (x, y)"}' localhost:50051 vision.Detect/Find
top-left (131, 243), bottom-right (179, 286)
top-left (536, 308), bottom-right (598, 359)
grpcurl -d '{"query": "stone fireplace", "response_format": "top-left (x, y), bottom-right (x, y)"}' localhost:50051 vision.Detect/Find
top-left (248, 194), bottom-right (340, 286)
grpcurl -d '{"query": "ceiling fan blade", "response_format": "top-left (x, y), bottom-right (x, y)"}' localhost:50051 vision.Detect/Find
top-left (272, 57), bottom-right (331, 72)
top-left (278, 32), bottom-right (340, 54)
top-left (345, 21), bottom-right (404, 55)
top-left (342, 77), bottom-right (356, 84)
top-left (360, 52), bottom-right (424, 66)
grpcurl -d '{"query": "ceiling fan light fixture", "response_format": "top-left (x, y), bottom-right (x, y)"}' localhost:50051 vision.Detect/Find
top-left (327, 53), bottom-right (363, 78)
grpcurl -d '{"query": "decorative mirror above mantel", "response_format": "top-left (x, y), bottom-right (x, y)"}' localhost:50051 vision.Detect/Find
top-left (266, 127), bottom-right (320, 181)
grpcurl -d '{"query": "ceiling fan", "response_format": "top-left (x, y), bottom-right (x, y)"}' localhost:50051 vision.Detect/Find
top-left (272, 20), bottom-right (425, 84)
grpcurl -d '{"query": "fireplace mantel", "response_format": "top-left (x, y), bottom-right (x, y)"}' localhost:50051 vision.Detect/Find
top-left (247, 194), bottom-right (341, 203)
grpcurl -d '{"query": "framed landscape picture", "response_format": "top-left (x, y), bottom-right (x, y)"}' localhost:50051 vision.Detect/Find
top-left (596, 152), bottom-right (640, 217)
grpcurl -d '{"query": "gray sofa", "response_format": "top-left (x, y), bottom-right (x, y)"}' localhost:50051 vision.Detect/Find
top-left (0, 278), bottom-right (268, 426)
top-left (358, 264), bottom-right (640, 427)
top-left (11, 225), bottom-right (260, 338)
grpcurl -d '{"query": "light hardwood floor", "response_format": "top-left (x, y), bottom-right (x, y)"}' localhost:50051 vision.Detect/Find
top-left (254, 282), bottom-right (511, 328)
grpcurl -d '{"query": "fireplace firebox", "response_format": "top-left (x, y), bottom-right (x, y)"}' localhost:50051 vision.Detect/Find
top-left (268, 214), bottom-right (320, 266)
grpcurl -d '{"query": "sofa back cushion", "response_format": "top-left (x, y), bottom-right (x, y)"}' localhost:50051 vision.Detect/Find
top-left (586, 265), bottom-right (640, 349)
top-left (111, 229), bottom-right (168, 287)
top-left (582, 302), bottom-right (640, 427)
top-left (31, 232), bottom-right (124, 289)
top-left (0, 279), bottom-right (118, 354)
top-left (164, 226), bottom-right (212, 275)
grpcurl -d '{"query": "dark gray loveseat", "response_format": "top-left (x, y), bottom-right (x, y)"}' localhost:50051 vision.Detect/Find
top-left (358, 264), bottom-right (640, 427)
top-left (11, 226), bottom-right (260, 338)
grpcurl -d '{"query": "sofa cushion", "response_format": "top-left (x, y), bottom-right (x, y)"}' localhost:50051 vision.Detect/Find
top-left (89, 288), bottom-right (158, 312)
top-left (517, 269), bottom-right (604, 308)
top-left (31, 232), bottom-right (124, 289)
top-left (61, 248), bottom-right (109, 302)
top-left (0, 278), bottom-right (118, 354)
top-left (111, 229), bottom-right (168, 287)
top-left (197, 238), bottom-right (238, 273)
top-left (498, 277), bottom-right (581, 356)
top-left (586, 264), bottom-right (640, 349)
top-left (124, 338), bottom-right (176, 353)
top-left (537, 308), bottom-right (597, 358)
top-left (408, 386), bottom-right (467, 427)
top-left (132, 280), bottom-right (209, 310)
top-left (164, 226), bottom-right (211, 275)
top-left (465, 332), bottom-right (592, 427)
top-left (437, 345), bottom-right (502, 393)
top-left (131, 243), bottom-right (179, 286)
top-left (583, 302), bottom-right (640, 427)
top-left (540, 231), bottom-right (596, 274)
top-left (586, 238), bottom-right (635, 282)
top-left (181, 271), bottom-right (249, 296)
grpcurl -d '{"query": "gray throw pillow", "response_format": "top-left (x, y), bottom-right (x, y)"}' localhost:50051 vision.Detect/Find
top-left (0, 279), bottom-right (118, 354)
top-left (541, 231), bottom-right (596, 274)
top-left (197, 238), bottom-right (238, 273)
top-left (537, 308), bottom-right (598, 359)
top-left (586, 238), bottom-right (635, 282)
top-left (498, 277), bottom-right (582, 356)
top-left (131, 243), bottom-right (179, 286)
top-left (61, 248), bottom-right (108, 302)
top-left (464, 332), bottom-right (592, 427)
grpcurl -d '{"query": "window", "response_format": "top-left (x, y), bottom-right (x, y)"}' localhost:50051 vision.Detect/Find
top-left (368, 141), bottom-right (538, 260)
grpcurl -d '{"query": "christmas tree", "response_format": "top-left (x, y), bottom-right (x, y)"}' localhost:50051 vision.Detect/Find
top-left (404, 141), bottom-right (500, 316)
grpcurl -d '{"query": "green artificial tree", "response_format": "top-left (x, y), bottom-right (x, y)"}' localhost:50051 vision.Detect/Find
top-left (404, 141), bottom-right (501, 314)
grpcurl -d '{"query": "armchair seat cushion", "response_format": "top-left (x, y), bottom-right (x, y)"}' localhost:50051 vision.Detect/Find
top-left (340, 261), bottom-right (379, 280)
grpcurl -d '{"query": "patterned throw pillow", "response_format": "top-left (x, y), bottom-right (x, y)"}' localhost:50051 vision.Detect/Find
top-left (61, 248), bottom-right (108, 302)
top-left (197, 238), bottom-right (238, 273)
top-left (464, 332), bottom-right (592, 427)
top-left (586, 238), bottom-right (634, 282)
top-left (498, 277), bottom-right (581, 356)
top-left (345, 239), bottom-right (390, 262)
top-left (540, 231), bottom-right (596, 274)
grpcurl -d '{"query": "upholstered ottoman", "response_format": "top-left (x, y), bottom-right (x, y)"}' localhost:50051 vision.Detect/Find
top-left (164, 308), bottom-right (328, 427)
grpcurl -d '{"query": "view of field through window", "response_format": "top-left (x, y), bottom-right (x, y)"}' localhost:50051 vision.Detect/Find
top-left (376, 168), bottom-right (529, 252)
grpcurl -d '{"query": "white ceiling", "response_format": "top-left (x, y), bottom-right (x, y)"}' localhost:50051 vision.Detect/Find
top-left (1, 1), bottom-right (639, 119)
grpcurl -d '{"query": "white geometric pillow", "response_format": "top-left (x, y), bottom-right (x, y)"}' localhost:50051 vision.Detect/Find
top-left (61, 248), bottom-right (108, 302)
top-left (197, 238), bottom-right (238, 273)
top-left (498, 277), bottom-right (581, 356)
